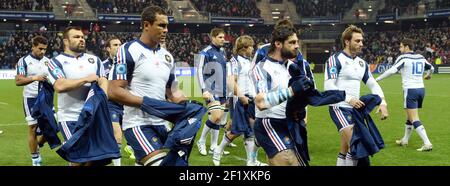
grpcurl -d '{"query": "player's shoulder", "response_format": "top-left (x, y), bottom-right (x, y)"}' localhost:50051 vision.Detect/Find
top-left (200, 45), bottom-right (213, 54)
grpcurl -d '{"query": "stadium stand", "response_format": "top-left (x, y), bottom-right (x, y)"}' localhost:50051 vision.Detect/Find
top-left (0, 0), bottom-right (52, 11)
top-left (191, 0), bottom-right (261, 18)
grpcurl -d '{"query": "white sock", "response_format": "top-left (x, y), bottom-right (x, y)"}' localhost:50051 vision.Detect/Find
top-left (336, 153), bottom-right (346, 166)
top-left (345, 152), bottom-right (357, 166)
top-left (217, 134), bottom-right (231, 154)
top-left (416, 125), bottom-right (432, 145)
top-left (198, 124), bottom-right (212, 144)
top-left (210, 129), bottom-right (220, 150)
top-left (403, 124), bottom-right (414, 142)
top-left (112, 158), bottom-right (121, 166)
top-left (244, 137), bottom-right (256, 163)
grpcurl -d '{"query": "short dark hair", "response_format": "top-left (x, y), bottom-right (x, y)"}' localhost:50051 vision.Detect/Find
top-left (401, 38), bottom-right (415, 50)
top-left (106, 37), bottom-right (121, 48)
top-left (32, 35), bottom-right (48, 46)
top-left (63, 26), bottom-right (82, 39)
top-left (269, 26), bottom-right (297, 54)
top-left (274, 19), bottom-right (294, 30)
top-left (210, 27), bottom-right (225, 38)
top-left (141, 6), bottom-right (167, 26)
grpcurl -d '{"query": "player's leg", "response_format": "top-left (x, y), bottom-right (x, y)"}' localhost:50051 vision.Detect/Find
top-left (396, 110), bottom-right (413, 146)
top-left (123, 125), bottom-right (167, 166)
top-left (197, 101), bottom-right (223, 155)
top-left (58, 121), bottom-right (81, 166)
top-left (253, 118), bottom-right (299, 166)
top-left (28, 124), bottom-right (41, 166)
top-left (109, 111), bottom-right (123, 166)
top-left (24, 97), bottom-right (41, 166)
top-left (406, 88), bottom-right (432, 151)
top-left (111, 121), bottom-right (122, 166)
top-left (329, 106), bottom-right (355, 166)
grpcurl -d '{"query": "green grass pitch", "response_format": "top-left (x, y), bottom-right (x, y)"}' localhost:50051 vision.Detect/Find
top-left (1, 73), bottom-right (449, 166)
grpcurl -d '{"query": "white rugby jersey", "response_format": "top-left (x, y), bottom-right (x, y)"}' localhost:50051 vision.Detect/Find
top-left (16, 54), bottom-right (49, 98)
top-left (230, 55), bottom-right (256, 97)
top-left (324, 51), bottom-right (384, 108)
top-left (111, 40), bottom-right (176, 130)
top-left (376, 52), bottom-right (434, 89)
top-left (252, 57), bottom-right (293, 119)
top-left (47, 53), bottom-right (104, 122)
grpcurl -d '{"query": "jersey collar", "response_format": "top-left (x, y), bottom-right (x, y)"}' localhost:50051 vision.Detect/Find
top-left (340, 51), bottom-right (357, 60)
top-left (266, 56), bottom-right (284, 65)
top-left (61, 52), bottom-right (84, 59)
top-left (29, 53), bottom-right (42, 60)
top-left (136, 39), bottom-right (161, 52)
top-left (210, 44), bottom-right (222, 51)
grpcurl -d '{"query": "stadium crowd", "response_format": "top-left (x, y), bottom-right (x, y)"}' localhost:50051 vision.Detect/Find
top-left (87, 0), bottom-right (172, 15)
top-left (348, 23), bottom-right (450, 65)
top-left (0, 0), bottom-right (52, 11)
top-left (0, 29), bottom-right (270, 69)
top-left (191, 0), bottom-right (261, 18)
top-left (290, 0), bottom-right (357, 17)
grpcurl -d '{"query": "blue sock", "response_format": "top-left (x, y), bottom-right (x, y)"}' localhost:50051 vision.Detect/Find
top-left (412, 121), bottom-right (422, 129)
top-left (205, 119), bottom-right (220, 130)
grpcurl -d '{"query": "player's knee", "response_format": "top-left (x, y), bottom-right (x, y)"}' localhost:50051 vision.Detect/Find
top-left (270, 149), bottom-right (299, 166)
top-left (142, 151), bottom-right (167, 166)
top-left (208, 111), bottom-right (223, 124)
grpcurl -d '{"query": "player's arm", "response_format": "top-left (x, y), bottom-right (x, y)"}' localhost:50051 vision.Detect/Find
top-left (253, 65), bottom-right (309, 111)
top-left (363, 65), bottom-right (388, 120)
top-left (166, 64), bottom-right (187, 104)
top-left (46, 58), bottom-right (98, 93)
top-left (376, 59), bottom-right (404, 82)
top-left (96, 58), bottom-right (108, 96)
top-left (109, 80), bottom-right (143, 107)
top-left (424, 60), bottom-right (434, 80)
top-left (197, 52), bottom-right (212, 100)
top-left (108, 45), bottom-right (143, 107)
top-left (53, 75), bottom-right (99, 93)
top-left (15, 58), bottom-right (46, 86)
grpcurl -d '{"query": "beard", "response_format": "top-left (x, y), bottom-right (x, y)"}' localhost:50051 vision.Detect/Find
top-left (350, 45), bottom-right (362, 54)
top-left (70, 43), bottom-right (85, 53)
top-left (281, 47), bottom-right (297, 59)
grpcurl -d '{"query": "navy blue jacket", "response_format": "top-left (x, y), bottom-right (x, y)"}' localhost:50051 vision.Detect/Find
top-left (286, 62), bottom-right (346, 162)
top-left (350, 94), bottom-right (385, 161)
top-left (31, 82), bottom-right (61, 149)
top-left (56, 83), bottom-right (120, 164)
top-left (140, 97), bottom-right (207, 166)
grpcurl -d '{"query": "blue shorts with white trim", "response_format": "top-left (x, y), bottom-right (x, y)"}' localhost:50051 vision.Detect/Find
top-left (253, 118), bottom-right (294, 158)
top-left (404, 88), bottom-right (425, 109)
top-left (329, 106), bottom-right (354, 132)
top-left (123, 125), bottom-right (169, 161)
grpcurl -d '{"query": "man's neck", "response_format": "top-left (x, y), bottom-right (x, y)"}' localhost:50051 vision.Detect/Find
top-left (140, 35), bottom-right (158, 49)
top-left (64, 50), bottom-right (82, 58)
top-left (268, 52), bottom-right (283, 62)
top-left (343, 48), bottom-right (356, 59)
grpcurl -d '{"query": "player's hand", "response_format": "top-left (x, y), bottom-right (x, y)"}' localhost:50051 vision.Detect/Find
top-left (32, 75), bottom-right (47, 82)
top-left (424, 75), bottom-right (431, 80)
top-left (376, 104), bottom-right (389, 120)
top-left (202, 91), bottom-right (213, 102)
top-left (85, 74), bottom-right (99, 83)
top-left (348, 97), bottom-right (365, 109)
top-left (240, 96), bottom-right (249, 106)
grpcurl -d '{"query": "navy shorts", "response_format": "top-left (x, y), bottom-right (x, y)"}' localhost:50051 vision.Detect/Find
top-left (404, 88), bottom-right (425, 109)
top-left (123, 125), bottom-right (169, 161)
top-left (58, 121), bottom-right (77, 141)
top-left (329, 106), bottom-right (354, 132)
top-left (231, 99), bottom-right (255, 138)
top-left (253, 118), bottom-right (294, 158)
top-left (23, 97), bottom-right (37, 125)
